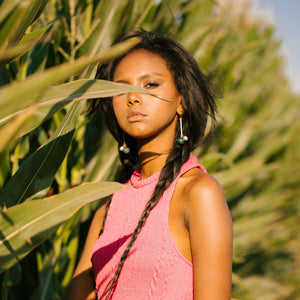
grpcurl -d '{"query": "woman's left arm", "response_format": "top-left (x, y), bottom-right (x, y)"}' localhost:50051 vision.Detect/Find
top-left (185, 173), bottom-right (233, 300)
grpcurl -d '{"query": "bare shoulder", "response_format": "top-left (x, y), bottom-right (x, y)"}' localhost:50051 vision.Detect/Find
top-left (180, 168), bottom-right (233, 299)
top-left (182, 168), bottom-right (233, 298)
top-left (185, 169), bottom-right (223, 191)
top-left (181, 168), bottom-right (232, 230)
top-left (182, 168), bottom-right (225, 204)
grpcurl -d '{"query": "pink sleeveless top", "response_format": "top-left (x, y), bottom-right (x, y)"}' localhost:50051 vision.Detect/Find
top-left (91, 156), bottom-right (207, 299)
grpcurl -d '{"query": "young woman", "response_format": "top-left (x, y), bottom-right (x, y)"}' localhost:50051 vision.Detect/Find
top-left (66, 30), bottom-right (233, 300)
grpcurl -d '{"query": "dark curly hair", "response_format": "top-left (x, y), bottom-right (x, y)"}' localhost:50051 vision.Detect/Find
top-left (86, 29), bottom-right (217, 299)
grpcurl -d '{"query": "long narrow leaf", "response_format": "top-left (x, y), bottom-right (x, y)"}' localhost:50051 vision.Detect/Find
top-left (0, 132), bottom-right (73, 207)
top-left (0, 180), bottom-right (124, 273)
top-left (0, 79), bottom-right (170, 134)
top-left (0, 100), bottom-right (84, 207)
top-left (8, 0), bottom-right (48, 45)
top-left (0, 76), bottom-right (170, 207)
top-left (0, 104), bottom-right (38, 164)
top-left (0, 25), bottom-right (51, 68)
top-left (0, 0), bottom-right (21, 25)
top-left (0, 37), bottom-right (140, 122)
top-left (0, 3), bottom-right (26, 50)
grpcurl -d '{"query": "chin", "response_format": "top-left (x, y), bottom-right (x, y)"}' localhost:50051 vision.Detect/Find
top-left (125, 129), bottom-right (151, 140)
top-left (128, 132), bottom-right (154, 142)
top-left (134, 134), bottom-right (152, 140)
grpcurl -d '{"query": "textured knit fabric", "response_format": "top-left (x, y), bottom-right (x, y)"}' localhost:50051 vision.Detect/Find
top-left (91, 156), bottom-right (207, 300)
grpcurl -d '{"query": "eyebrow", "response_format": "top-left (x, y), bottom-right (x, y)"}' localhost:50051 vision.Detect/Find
top-left (114, 72), bottom-right (165, 83)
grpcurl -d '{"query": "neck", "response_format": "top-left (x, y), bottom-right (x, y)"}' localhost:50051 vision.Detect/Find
top-left (137, 136), bottom-right (174, 180)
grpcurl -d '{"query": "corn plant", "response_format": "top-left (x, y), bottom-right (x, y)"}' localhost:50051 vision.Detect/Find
top-left (0, 0), bottom-right (299, 299)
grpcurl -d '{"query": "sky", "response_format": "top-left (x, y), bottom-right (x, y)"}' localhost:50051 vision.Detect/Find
top-left (253, 0), bottom-right (300, 94)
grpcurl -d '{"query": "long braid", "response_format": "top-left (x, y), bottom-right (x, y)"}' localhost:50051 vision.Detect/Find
top-left (100, 142), bottom-right (190, 299)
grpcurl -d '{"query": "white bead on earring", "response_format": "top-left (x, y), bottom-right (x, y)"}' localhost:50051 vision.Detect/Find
top-left (119, 143), bottom-right (130, 154)
top-left (178, 116), bottom-right (188, 145)
top-left (119, 133), bottom-right (130, 154)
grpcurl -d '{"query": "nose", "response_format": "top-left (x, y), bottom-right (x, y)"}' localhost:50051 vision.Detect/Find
top-left (127, 92), bottom-right (142, 106)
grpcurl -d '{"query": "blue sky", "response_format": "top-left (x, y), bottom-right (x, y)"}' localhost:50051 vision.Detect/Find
top-left (254, 0), bottom-right (300, 94)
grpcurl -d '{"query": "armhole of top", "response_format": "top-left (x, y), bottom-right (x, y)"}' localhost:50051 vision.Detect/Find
top-left (98, 196), bottom-right (112, 237)
top-left (165, 165), bottom-right (204, 265)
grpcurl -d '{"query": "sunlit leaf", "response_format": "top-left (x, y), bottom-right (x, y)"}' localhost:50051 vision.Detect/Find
top-left (0, 0), bottom-right (21, 25)
top-left (0, 79), bottom-right (170, 135)
top-left (0, 100), bottom-right (84, 208)
top-left (7, 0), bottom-right (48, 45)
top-left (0, 24), bottom-right (52, 63)
top-left (0, 103), bottom-right (38, 164)
top-left (0, 37), bottom-right (140, 123)
top-left (0, 180), bottom-right (124, 273)
top-left (0, 2), bottom-right (26, 51)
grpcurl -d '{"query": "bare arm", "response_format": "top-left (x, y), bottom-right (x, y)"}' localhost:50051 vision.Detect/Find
top-left (185, 173), bottom-right (233, 300)
top-left (65, 201), bottom-right (109, 300)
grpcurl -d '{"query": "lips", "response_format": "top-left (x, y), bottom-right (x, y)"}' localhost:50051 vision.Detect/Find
top-left (127, 111), bottom-right (146, 122)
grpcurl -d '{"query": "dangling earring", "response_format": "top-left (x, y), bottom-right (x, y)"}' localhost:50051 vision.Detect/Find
top-left (178, 115), bottom-right (188, 145)
top-left (119, 132), bottom-right (130, 154)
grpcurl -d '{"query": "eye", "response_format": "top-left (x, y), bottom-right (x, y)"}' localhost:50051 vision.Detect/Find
top-left (144, 82), bottom-right (159, 89)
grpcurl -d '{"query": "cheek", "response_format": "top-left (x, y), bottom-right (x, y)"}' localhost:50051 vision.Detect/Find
top-left (112, 97), bottom-right (125, 120)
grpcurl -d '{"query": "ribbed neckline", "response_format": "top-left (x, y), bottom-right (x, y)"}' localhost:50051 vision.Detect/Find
top-left (130, 169), bottom-right (161, 188)
top-left (129, 156), bottom-right (200, 188)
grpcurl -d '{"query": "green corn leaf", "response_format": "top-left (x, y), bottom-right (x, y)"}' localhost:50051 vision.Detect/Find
top-left (0, 78), bottom-right (169, 208)
top-left (84, 130), bottom-right (120, 182)
top-left (0, 0), bottom-right (21, 25)
top-left (0, 103), bottom-right (38, 164)
top-left (0, 24), bottom-right (52, 68)
top-left (77, 0), bottom-right (121, 57)
top-left (0, 180), bottom-right (124, 273)
top-left (0, 79), bottom-right (170, 135)
top-left (0, 100), bottom-right (83, 208)
top-left (0, 37), bottom-right (140, 125)
top-left (0, 2), bottom-right (26, 50)
top-left (8, 0), bottom-right (48, 45)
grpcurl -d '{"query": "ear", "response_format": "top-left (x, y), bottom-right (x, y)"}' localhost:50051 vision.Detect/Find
top-left (176, 96), bottom-right (184, 115)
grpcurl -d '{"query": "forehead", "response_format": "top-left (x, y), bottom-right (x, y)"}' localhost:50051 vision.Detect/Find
top-left (113, 49), bottom-right (171, 79)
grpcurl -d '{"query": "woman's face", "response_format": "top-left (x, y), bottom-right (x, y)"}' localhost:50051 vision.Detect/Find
top-left (112, 49), bottom-right (183, 142)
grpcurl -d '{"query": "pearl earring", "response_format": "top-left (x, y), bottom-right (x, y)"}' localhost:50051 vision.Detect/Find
top-left (178, 116), bottom-right (188, 145)
top-left (119, 133), bottom-right (130, 154)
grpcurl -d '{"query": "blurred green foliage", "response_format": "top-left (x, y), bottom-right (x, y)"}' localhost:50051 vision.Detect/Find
top-left (0, 0), bottom-right (299, 299)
